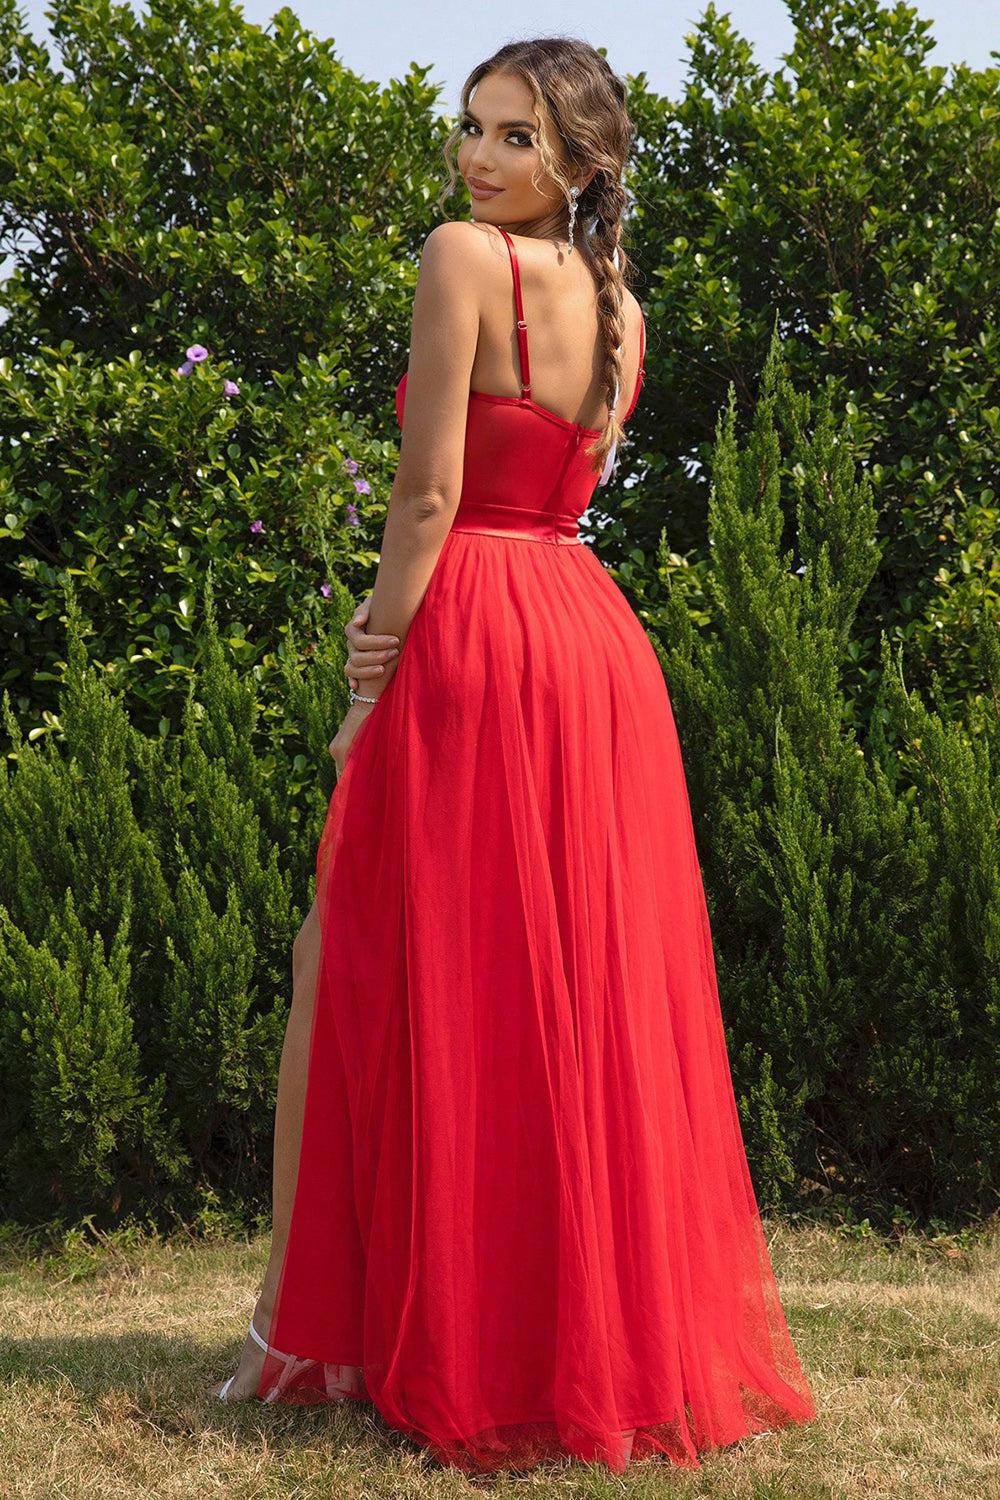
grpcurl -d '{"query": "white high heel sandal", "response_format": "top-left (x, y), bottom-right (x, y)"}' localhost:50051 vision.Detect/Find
top-left (218, 1318), bottom-right (365, 1403)
top-left (217, 1317), bottom-right (318, 1403)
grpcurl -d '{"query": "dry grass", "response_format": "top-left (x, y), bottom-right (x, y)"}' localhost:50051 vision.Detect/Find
top-left (1, 1213), bottom-right (997, 1499)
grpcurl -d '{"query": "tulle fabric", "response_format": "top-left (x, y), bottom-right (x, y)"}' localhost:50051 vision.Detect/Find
top-left (256, 514), bottom-right (818, 1472)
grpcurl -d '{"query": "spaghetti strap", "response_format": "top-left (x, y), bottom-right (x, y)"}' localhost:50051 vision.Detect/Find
top-left (496, 226), bottom-right (532, 399)
top-left (494, 226), bottom-right (642, 429)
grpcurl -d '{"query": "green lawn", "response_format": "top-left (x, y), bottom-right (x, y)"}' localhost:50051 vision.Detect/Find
top-left (1, 1213), bottom-right (997, 1499)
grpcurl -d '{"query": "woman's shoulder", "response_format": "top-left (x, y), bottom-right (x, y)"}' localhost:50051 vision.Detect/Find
top-left (417, 223), bottom-right (642, 327)
top-left (409, 223), bottom-right (496, 313)
top-left (418, 220), bottom-right (503, 266)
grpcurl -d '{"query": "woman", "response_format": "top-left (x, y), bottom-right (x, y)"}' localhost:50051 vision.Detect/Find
top-left (209, 36), bottom-right (819, 1476)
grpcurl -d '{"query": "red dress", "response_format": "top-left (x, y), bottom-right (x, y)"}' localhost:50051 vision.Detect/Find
top-left (257, 227), bottom-right (818, 1473)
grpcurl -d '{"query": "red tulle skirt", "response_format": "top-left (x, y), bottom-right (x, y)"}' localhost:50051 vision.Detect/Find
top-left (256, 526), bottom-right (818, 1473)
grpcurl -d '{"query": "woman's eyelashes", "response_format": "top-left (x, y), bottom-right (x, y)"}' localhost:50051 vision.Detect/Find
top-left (459, 120), bottom-right (534, 147)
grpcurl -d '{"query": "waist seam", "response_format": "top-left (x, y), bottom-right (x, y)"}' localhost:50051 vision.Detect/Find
top-left (449, 525), bottom-right (582, 545)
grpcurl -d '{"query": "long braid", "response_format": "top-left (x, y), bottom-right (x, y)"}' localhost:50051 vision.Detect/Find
top-left (583, 178), bottom-right (631, 470)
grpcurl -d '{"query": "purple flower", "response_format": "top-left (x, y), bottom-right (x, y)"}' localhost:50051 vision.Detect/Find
top-left (353, 478), bottom-right (370, 496)
top-left (176, 360), bottom-right (194, 375)
top-left (320, 582), bottom-right (333, 598)
top-left (186, 344), bottom-right (209, 363)
top-left (346, 503), bottom-right (359, 527)
top-left (250, 519), bottom-right (264, 534)
top-left (342, 458), bottom-right (359, 475)
top-left (223, 378), bottom-right (240, 397)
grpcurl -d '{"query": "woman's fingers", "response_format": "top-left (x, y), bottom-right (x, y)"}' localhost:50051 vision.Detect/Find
top-left (347, 659), bottom-right (394, 678)
top-left (345, 599), bottom-right (400, 650)
top-left (346, 646), bottom-right (399, 679)
top-left (350, 645), bottom-right (399, 664)
top-left (344, 599), bottom-right (400, 685)
top-left (346, 622), bottom-right (401, 648)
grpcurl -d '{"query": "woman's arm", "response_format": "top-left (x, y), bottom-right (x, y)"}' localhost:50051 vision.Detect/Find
top-left (357, 221), bottom-right (481, 700)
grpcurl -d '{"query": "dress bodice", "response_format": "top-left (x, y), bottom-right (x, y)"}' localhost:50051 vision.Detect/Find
top-left (394, 227), bottom-right (646, 544)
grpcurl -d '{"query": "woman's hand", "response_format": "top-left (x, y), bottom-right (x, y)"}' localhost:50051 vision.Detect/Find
top-left (329, 699), bottom-right (377, 779)
top-left (329, 597), bottom-right (402, 779)
top-left (345, 596), bottom-right (401, 692)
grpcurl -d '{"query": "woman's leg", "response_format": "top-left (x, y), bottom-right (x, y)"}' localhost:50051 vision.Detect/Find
top-left (258, 897), bottom-right (323, 1315)
top-left (208, 898), bottom-right (322, 1398)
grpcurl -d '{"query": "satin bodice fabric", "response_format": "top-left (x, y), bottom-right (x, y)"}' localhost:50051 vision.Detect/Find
top-left (393, 232), bottom-right (645, 544)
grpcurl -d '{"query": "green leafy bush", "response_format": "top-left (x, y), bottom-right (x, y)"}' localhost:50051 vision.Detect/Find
top-left (0, 0), bottom-right (446, 733)
top-left (1, 337), bottom-right (394, 735)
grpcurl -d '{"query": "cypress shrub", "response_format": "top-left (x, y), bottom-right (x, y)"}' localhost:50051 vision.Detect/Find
top-left (0, 570), bottom-right (353, 1225)
top-left (656, 327), bottom-right (999, 1226)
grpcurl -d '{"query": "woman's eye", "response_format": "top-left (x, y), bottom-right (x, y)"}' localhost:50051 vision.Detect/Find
top-left (459, 121), bottom-right (533, 147)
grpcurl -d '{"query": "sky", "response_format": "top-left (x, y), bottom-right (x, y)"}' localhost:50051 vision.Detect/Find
top-left (12, 0), bottom-right (1000, 109)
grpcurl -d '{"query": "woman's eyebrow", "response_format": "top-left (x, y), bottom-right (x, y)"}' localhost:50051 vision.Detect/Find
top-left (462, 110), bottom-right (536, 130)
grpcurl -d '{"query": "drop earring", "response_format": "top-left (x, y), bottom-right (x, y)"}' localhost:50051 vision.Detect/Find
top-left (567, 185), bottom-right (580, 254)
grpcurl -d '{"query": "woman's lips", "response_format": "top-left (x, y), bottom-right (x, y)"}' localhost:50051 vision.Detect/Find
top-left (468, 179), bottom-right (503, 199)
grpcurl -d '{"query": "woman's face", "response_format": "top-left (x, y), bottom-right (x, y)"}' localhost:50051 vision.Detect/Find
top-left (457, 71), bottom-right (587, 235)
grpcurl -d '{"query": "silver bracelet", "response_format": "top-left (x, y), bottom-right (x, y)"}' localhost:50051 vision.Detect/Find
top-left (349, 688), bottom-right (380, 705)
